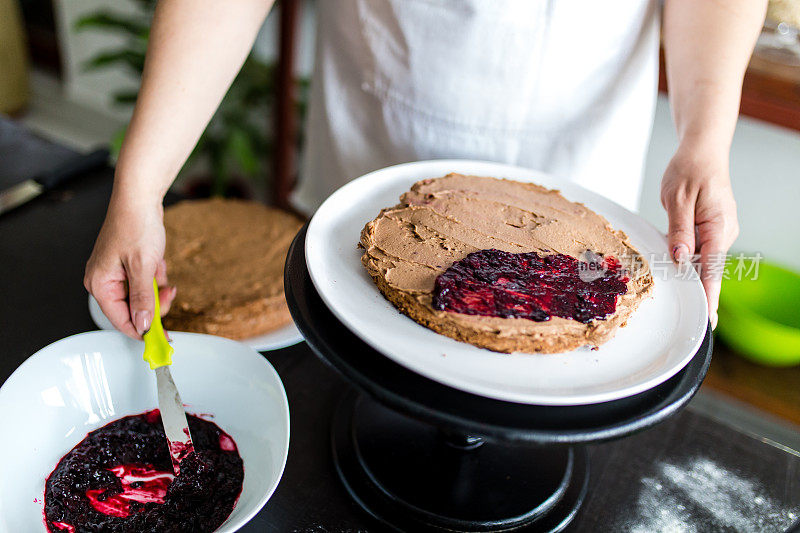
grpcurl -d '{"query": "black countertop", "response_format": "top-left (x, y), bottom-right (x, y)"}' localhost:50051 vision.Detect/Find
top-left (1, 149), bottom-right (798, 532)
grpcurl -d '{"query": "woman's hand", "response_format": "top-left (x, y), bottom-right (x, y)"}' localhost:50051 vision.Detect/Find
top-left (661, 0), bottom-right (765, 329)
top-left (80, 0), bottom-right (276, 340)
top-left (84, 199), bottom-right (177, 339)
top-left (661, 144), bottom-right (739, 329)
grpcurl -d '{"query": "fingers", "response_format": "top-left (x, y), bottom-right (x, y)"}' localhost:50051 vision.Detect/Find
top-left (661, 151), bottom-right (737, 330)
top-left (155, 259), bottom-right (177, 317)
top-left (155, 259), bottom-right (169, 287)
top-left (700, 273), bottom-right (721, 330)
top-left (695, 185), bottom-right (738, 330)
top-left (84, 202), bottom-right (170, 339)
top-left (696, 222), bottom-right (726, 329)
top-left (663, 189), bottom-right (697, 264)
top-left (123, 255), bottom-right (159, 336)
top-left (88, 276), bottom-right (141, 340)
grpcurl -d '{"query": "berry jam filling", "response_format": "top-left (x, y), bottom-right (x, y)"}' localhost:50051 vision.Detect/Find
top-left (84, 464), bottom-right (173, 518)
top-left (167, 430), bottom-right (195, 474)
top-left (44, 412), bottom-right (243, 533)
top-left (433, 249), bottom-right (629, 324)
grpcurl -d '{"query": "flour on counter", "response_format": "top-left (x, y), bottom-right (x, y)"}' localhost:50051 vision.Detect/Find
top-left (620, 457), bottom-right (796, 532)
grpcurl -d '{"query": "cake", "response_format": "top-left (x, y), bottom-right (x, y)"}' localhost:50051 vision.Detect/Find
top-left (359, 174), bottom-right (653, 353)
top-left (162, 198), bottom-right (303, 339)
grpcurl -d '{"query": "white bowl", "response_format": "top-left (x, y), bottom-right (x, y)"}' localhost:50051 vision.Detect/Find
top-left (0, 331), bottom-right (290, 532)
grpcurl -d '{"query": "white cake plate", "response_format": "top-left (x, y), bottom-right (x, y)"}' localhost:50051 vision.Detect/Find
top-left (305, 160), bottom-right (708, 406)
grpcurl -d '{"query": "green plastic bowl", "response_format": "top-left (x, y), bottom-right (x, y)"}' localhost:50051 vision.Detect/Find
top-left (717, 258), bottom-right (800, 367)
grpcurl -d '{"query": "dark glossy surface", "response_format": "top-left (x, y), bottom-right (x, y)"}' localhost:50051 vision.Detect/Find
top-left (331, 391), bottom-right (589, 532)
top-left (2, 146), bottom-right (798, 532)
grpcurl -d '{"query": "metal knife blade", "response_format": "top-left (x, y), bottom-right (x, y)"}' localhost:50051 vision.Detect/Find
top-left (154, 366), bottom-right (194, 473)
top-left (0, 148), bottom-right (108, 215)
top-left (0, 180), bottom-right (43, 214)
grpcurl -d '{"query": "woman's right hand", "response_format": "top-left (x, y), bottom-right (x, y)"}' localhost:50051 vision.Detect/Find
top-left (84, 200), bottom-right (176, 340)
top-left (79, 0), bottom-right (275, 339)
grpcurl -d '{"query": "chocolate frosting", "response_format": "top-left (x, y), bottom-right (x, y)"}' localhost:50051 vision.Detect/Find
top-left (360, 174), bottom-right (653, 352)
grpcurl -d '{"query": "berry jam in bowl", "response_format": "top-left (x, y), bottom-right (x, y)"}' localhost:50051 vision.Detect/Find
top-left (0, 331), bottom-right (290, 532)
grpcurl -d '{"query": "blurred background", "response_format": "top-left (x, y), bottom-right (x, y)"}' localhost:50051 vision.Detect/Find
top-left (1, 0), bottom-right (800, 445)
top-left (1, 0), bottom-right (316, 200)
top-left (1, 0), bottom-right (798, 265)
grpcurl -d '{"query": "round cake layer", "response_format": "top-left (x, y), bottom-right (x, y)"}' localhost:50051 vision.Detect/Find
top-left (359, 173), bottom-right (653, 353)
top-left (163, 198), bottom-right (303, 339)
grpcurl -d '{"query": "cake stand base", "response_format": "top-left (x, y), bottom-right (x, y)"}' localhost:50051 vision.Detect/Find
top-left (332, 391), bottom-right (589, 532)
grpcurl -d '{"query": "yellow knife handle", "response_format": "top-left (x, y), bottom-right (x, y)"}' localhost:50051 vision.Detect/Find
top-left (142, 278), bottom-right (174, 370)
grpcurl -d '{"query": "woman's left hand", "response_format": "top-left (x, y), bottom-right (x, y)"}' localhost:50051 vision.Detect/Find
top-left (660, 144), bottom-right (739, 329)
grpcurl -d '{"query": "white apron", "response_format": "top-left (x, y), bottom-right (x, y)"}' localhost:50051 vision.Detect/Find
top-left (293, 0), bottom-right (660, 213)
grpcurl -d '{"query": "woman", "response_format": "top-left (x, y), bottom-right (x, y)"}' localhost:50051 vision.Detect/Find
top-left (84, 0), bottom-right (765, 339)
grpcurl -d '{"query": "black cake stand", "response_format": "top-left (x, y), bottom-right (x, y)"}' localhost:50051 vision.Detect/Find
top-left (285, 225), bottom-right (713, 532)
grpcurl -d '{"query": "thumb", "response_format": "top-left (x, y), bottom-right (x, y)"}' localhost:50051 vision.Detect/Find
top-left (125, 256), bottom-right (158, 336)
top-left (664, 194), bottom-right (697, 264)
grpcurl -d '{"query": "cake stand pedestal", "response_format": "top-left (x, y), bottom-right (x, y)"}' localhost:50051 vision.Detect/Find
top-left (285, 225), bottom-right (713, 532)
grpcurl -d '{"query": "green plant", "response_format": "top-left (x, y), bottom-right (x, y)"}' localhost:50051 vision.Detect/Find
top-left (76, 1), bottom-right (308, 197)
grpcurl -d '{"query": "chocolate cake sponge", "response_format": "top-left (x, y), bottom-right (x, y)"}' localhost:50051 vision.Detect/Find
top-left (359, 174), bottom-right (653, 353)
top-left (163, 198), bottom-right (303, 339)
